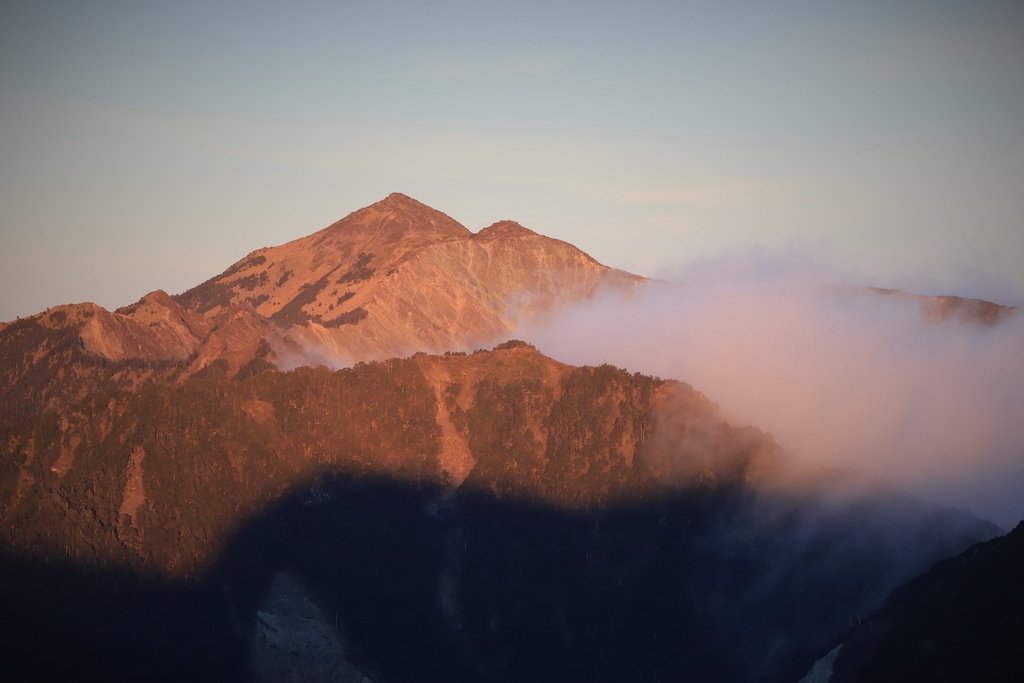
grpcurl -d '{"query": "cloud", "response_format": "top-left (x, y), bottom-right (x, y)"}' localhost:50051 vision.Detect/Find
top-left (517, 252), bottom-right (1024, 526)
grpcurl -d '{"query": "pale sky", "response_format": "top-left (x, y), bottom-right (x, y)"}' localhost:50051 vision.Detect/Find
top-left (2, 0), bottom-right (1023, 320)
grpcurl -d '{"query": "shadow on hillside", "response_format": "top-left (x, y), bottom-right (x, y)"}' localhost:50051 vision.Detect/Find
top-left (0, 475), bottom-right (999, 683)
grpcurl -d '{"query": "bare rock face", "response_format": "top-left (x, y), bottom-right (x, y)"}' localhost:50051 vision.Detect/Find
top-left (173, 193), bottom-right (642, 363)
top-left (0, 194), bottom-right (643, 410)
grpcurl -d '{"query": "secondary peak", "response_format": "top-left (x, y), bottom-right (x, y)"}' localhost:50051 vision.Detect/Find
top-left (475, 220), bottom-right (537, 240)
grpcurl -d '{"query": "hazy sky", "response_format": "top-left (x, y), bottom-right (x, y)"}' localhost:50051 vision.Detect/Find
top-left (2, 0), bottom-right (1023, 320)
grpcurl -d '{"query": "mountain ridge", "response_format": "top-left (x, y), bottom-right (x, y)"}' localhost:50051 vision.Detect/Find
top-left (169, 192), bottom-right (641, 363)
top-left (1, 194), bottom-right (1016, 417)
top-left (0, 194), bottom-right (645, 412)
top-left (801, 520), bottom-right (1024, 682)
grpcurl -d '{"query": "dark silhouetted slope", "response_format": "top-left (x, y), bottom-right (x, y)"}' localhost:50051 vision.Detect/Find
top-left (825, 520), bottom-right (1024, 683)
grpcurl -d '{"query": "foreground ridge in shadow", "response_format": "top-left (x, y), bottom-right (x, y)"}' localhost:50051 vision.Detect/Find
top-left (0, 473), bottom-right (999, 683)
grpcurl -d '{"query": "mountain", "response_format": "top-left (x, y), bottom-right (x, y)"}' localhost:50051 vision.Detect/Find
top-left (171, 192), bottom-right (641, 363)
top-left (0, 343), bottom-right (998, 682)
top-left (0, 342), bottom-right (757, 573)
top-left (0, 292), bottom-right (276, 415)
top-left (0, 194), bottom-right (1016, 681)
top-left (0, 194), bottom-right (641, 413)
top-left (2, 193), bottom-right (1014, 417)
top-left (842, 286), bottom-right (1015, 326)
top-left (799, 520), bottom-right (1024, 683)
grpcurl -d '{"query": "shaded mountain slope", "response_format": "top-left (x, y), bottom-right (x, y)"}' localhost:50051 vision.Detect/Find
top-left (0, 343), bottom-right (767, 574)
top-left (0, 470), bottom-right (996, 683)
top-left (823, 520), bottom-right (1024, 683)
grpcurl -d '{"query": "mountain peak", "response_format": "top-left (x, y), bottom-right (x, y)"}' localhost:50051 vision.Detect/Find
top-left (365, 192), bottom-right (456, 222)
top-left (115, 289), bottom-right (179, 315)
top-left (162, 194), bottom-right (640, 359)
top-left (137, 289), bottom-right (174, 306)
top-left (475, 220), bottom-right (537, 240)
top-left (372, 192), bottom-right (428, 210)
top-left (323, 193), bottom-right (470, 241)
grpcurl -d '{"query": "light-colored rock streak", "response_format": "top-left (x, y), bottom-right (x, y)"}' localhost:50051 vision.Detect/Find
top-left (118, 446), bottom-right (147, 528)
top-left (50, 416), bottom-right (81, 478)
top-left (419, 360), bottom-right (476, 487)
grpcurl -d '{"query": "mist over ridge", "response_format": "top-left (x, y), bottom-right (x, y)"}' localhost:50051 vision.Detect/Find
top-left (517, 251), bottom-right (1024, 527)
